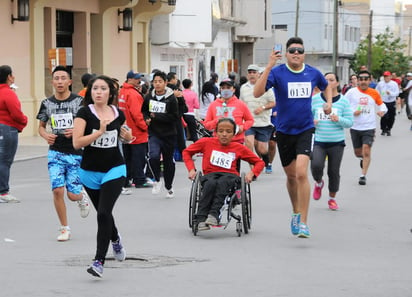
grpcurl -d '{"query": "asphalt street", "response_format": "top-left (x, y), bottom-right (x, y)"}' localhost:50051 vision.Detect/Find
top-left (2, 114), bottom-right (412, 297)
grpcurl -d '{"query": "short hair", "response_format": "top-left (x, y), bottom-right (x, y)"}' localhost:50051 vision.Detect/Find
top-left (52, 65), bottom-right (71, 78)
top-left (0, 65), bottom-right (12, 84)
top-left (286, 37), bottom-right (304, 49)
top-left (216, 117), bottom-right (236, 132)
top-left (357, 70), bottom-right (371, 78)
top-left (152, 71), bottom-right (167, 82)
top-left (81, 73), bottom-right (95, 87)
top-left (83, 75), bottom-right (119, 106)
top-left (166, 72), bottom-right (177, 82)
top-left (182, 79), bottom-right (192, 89)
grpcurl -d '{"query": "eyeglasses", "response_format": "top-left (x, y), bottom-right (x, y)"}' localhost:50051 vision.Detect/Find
top-left (287, 47), bottom-right (305, 54)
top-left (358, 76), bottom-right (370, 81)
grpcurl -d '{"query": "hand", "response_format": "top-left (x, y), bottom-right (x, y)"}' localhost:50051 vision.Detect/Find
top-left (174, 90), bottom-right (183, 98)
top-left (120, 126), bottom-right (133, 141)
top-left (245, 171), bottom-right (255, 183)
top-left (45, 133), bottom-right (57, 145)
top-left (99, 119), bottom-right (111, 134)
top-left (354, 110), bottom-right (362, 116)
top-left (188, 169), bottom-right (197, 180)
top-left (377, 111), bottom-right (385, 117)
top-left (329, 114), bottom-right (339, 122)
top-left (323, 102), bottom-right (332, 115)
top-left (63, 128), bottom-right (73, 138)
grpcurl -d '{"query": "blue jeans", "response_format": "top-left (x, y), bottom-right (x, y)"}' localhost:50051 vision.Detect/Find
top-left (0, 124), bottom-right (19, 194)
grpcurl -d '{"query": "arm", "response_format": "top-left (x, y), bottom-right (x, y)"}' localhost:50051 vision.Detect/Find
top-left (202, 102), bottom-right (218, 131)
top-left (38, 121), bottom-right (57, 145)
top-left (322, 83), bottom-right (333, 114)
top-left (254, 50), bottom-right (279, 97)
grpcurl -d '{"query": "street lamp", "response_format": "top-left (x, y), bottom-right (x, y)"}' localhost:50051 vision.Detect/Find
top-left (118, 8), bottom-right (133, 33)
top-left (11, 0), bottom-right (29, 24)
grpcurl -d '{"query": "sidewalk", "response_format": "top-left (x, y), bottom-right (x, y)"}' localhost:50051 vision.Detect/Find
top-left (15, 135), bottom-right (48, 162)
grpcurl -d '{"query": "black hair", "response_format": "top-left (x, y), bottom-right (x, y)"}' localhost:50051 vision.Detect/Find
top-left (210, 72), bottom-right (218, 82)
top-left (286, 37), bottom-right (304, 49)
top-left (0, 65), bottom-right (12, 84)
top-left (201, 81), bottom-right (216, 103)
top-left (216, 117), bottom-right (236, 132)
top-left (52, 65), bottom-right (71, 78)
top-left (81, 73), bottom-right (95, 87)
top-left (324, 72), bottom-right (340, 82)
top-left (182, 78), bottom-right (192, 89)
top-left (166, 72), bottom-right (177, 82)
top-left (357, 70), bottom-right (371, 77)
top-left (83, 75), bottom-right (119, 106)
top-left (153, 71), bottom-right (167, 82)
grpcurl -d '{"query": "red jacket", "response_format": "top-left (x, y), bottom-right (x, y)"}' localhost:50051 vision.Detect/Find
top-left (0, 84), bottom-right (28, 132)
top-left (118, 83), bottom-right (148, 144)
top-left (203, 96), bottom-right (254, 143)
top-left (183, 137), bottom-right (264, 177)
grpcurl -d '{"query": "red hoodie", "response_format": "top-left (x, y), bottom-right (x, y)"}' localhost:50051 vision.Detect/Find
top-left (0, 84), bottom-right (28, 132)
top-left (203, 96), bottom-right (254, 143)
top-left (118, 82), bottom-right (148, 144)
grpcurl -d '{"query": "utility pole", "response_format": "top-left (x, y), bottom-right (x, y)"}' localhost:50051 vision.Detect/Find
top-left (295, 0), bottom-right (299, 36)
top-left (367, 10), bottom-right (373, 71)
top-left (332, 0), bottom-right (339, 74)
top-left (409, 26), bottom-right (411, 57)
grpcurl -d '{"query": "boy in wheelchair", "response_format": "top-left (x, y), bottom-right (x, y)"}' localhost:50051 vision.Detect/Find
top-left (182, 118), bottom-right (264, 231)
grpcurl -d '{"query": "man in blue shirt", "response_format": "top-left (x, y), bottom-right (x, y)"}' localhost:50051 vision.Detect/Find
top-left (254, 37), bottom-right (332, 238)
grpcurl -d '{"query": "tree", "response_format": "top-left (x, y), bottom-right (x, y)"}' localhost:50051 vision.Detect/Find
top-left (350, 27), bottom-right (411, 78)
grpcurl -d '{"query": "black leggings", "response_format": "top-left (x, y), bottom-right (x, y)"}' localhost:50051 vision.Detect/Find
top-left (84, 177), bottom-right (125, 264)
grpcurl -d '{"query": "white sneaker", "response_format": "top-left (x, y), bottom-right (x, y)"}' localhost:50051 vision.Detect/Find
top-left (145, 178), bottom-right (155, 185)
top-left (0, 193), bottom-right (20, 203)
top-left (77, 190), bottom-right (90, 218)
top-left (166, 188), bottom-right (174, 199)
top-left (57, 226), bottom-right (71, 241)
top-left (121, 187), bottom-right (132, 195)
top-left (152, 181), bottom-right (162, 195)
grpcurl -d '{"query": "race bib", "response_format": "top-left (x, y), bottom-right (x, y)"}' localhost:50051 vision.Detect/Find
top-left (51, 112), bottom-right (73, 130)
top-left (288, 82), bottom-right (311, 98)
top-left (357, 105), bottom-right (371, 115)
top-left (91, 129), bottom-right (118, 148)
top-left (317, 108), bottom-right (338, 121)
top-left (210, 150), bottom-right (234, 169)
top-left (149, 100), bottom-right (166, 113)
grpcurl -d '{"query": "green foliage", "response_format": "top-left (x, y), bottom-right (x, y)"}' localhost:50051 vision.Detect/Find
top-left (350, 27), bottom-right (411, 78)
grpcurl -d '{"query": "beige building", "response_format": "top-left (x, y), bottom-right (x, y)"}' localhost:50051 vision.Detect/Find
top-left (1, 0), bottom-right (175, 136)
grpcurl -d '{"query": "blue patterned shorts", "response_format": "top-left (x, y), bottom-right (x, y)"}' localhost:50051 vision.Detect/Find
top-left (47, 150), bottom-right (82, 194)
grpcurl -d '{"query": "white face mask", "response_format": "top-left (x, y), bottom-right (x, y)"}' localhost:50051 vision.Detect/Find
top-left (220, 89), bottom-right (234, 99)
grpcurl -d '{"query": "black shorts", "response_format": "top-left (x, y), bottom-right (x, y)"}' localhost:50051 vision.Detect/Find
top-left (269, 126), bottom-right (277, 142)
top-left (276, 128), bottom-right (314, 167)
top-left (350, 129), bottom-right (375, 149)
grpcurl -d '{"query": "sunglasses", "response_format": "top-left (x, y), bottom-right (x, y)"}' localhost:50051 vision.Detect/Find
top-left (287, 47), bottom-right (305, 54)
top-left (358, 76), bottom-right (370, 81)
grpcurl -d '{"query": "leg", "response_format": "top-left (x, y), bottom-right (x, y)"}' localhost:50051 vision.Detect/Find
top-left (148, 136), bottom-right (162, 182)
top-left (294, 154), bottom-right (311, 223)
top-left (0, 124), bottom-right (18, 194)
top-left (93, 177), bottom-right (124, 264)
top-left (310, 145), bottom-right (326, 183)
top-left (162, 136), bottom-right (176, 191)
top-left (209, 174), bottom-right (240, 219)
top-left (132, 143), bottom-right (148, 186)
top-left (196, 174), bottom-right (218, 220)
top-left (184, 114), bottom-right (198, 142)
top-left (326, 145), bottom-right (345, 196)
top-left (361, 144), bottom-right (372, 176)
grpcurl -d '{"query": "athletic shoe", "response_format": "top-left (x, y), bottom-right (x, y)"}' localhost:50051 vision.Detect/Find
top-left (121, 187), bottom-right (132, 195)
top-left (0, 193), bottom-right (20, 203)
top-left (87, 260), bottom-right (103, 278)
top-left (312, 180), bottom-right (324, 200)
top-left (112, 235), bottom-right (126, 261)
top-left (166, 188), bottom-right (174, 199)
top-left (380, 130), bottom-right (386, 136)
top-left (57, 226), bottom-right (71, 241)
top-left (197, 222), bottom-right (210, 231)
top-left (297, 223), bottom-right (311, 238)
top-left (78, 190), bottom-right (90, 218)
top-left (358, 176), bottom-right (366, 185)
top-left (145, 178), bottom-right (155, 185)
top-left (386, 131), bottom-right (391, 136)
top-left (152, 181), bottom-right (162, 195)
top-left (205, 214), bottom-right (218, 226)
top-left (290, 213), bottom-right (301, 235)
top-left (265, 164), bottom-right (272, 174)
top-left (135, 183), bottom-right (153, 188)
top-left (328, 199), bottom-right (339, 211)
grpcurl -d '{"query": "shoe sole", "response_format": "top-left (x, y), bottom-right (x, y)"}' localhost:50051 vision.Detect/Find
top-left (87, 267), bottom-right (102, 278)
top-left (297, 233), bottom-right (310, 238)
top-left (114, 252), bottom-right (126, 261)
top-left (358, 181), bottom-right (366, 185)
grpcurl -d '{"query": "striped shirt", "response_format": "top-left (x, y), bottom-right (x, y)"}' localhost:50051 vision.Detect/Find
top-left (311, 93), bottom-right (353, 143)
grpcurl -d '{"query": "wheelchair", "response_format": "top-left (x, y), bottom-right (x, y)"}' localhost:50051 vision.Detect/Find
top-left (188, 171), bottom-right (252, 237)
top-left (195, 118), bottom-right (212, 139)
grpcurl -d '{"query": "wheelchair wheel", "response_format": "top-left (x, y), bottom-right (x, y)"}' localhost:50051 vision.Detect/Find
top-left (240, 172), bottom-right (252, 234)
top-left (189, 171), bottom-right (202, 234)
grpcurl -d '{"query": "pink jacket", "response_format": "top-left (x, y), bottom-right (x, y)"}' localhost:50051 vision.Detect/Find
top-left (182, 89), bottom-right (200, 113)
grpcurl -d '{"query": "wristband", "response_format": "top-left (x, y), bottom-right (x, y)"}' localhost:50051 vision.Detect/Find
top-left (261, 105), bottom-right (266, 110)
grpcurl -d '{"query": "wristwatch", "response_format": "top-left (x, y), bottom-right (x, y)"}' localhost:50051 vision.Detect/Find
top-left (261, 105), bottom-right (266, 110)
